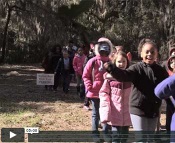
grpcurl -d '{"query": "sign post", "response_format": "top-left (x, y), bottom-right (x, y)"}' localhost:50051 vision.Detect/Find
top-left (37, 74), bottom-right (54, 85)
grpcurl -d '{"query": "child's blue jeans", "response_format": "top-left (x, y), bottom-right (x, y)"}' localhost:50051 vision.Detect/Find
top-left (91, 98), bottom-right (100, 131)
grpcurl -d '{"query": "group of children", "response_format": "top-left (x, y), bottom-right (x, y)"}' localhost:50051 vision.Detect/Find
top-left (42, 41), bottom-right (86, 94)
top-left (82, 37), bottom-right (175, 142)
top-left (42, 37), bottom-right (175, 142)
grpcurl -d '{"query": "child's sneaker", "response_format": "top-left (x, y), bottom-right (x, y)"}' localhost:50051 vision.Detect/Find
top-left (83, 106), bottom-right (91, 111)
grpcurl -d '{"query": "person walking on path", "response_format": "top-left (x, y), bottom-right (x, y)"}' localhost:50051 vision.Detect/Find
top-left (55, 49), bottom-right (74, 94)
top-left (82, 37), bottom-right (113, 142)
top-left (99, 51), bottom-right (132, 143)
top-left (73, 47), bottom-right (86, 96)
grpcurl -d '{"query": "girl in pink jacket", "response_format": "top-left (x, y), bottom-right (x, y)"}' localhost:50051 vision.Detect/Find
top-left (82, 37), bottom-right (113, 140)
top-left (73, 47), bottom-right (86, 95)
top-left (99, 51), bottom-right (132, 143)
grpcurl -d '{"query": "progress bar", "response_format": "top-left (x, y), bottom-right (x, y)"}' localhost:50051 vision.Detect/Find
top-left (28, 131), bottom-right (175, 142)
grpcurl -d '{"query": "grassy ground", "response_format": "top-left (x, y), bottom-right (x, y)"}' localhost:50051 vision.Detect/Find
top-left (0, 64), bottom-right (166, 142)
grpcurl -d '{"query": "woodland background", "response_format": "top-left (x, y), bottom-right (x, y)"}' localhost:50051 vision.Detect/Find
top-left (0, 0), bottom-right (168, 135)
top-left (0, 0), bottom-right (175, 64)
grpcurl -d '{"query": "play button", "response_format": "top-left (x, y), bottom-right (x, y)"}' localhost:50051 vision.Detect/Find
top-left (10, 131), bottom-right (16, 139)
top-left (1, 128), bottom-right (24, 142)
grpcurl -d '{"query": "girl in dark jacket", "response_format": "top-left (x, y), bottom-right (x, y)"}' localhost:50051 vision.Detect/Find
top-left (104, 38), bottom-right (168, 141)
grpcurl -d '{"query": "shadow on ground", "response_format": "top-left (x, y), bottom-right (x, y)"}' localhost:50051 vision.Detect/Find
top-left (0, 64), bottom-right (84, 114)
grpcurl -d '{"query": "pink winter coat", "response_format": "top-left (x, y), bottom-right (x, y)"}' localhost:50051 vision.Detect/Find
top-left (82, 55), bottom-right (110, 98)
top-left (99, 73), bottom-right (132, 126)
top-left (73, 54), bottom-right (86, 76)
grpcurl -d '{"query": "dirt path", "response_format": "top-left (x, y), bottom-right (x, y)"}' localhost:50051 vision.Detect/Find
top-left (0, 64), bottom-right (91, 131)
top-left (0, 64), bottom-right (166, 132)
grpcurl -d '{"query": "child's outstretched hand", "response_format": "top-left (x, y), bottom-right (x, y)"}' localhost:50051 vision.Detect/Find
top-left (104, 62), bottom-right (113, 73)
top-left (104, 62), bottom-right (110, 69)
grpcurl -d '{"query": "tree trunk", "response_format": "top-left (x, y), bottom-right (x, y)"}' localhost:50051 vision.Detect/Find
top-left (0, 6), bottom-right (12, 63)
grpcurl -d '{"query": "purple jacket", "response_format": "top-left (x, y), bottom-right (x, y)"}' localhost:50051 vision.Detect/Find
top-left (154, 74), bottom-right (175, 131)
top-left (154, 74), bottom-right (175, 100)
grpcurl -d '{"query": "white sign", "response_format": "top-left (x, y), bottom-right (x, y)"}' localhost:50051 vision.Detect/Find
top-left (37, 74), bottom-right (54, 85)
